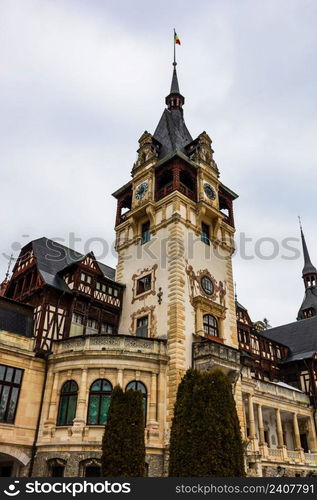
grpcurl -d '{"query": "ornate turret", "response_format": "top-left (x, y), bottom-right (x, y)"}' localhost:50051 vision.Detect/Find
top-left (153, 66), bottom-right (192, 160)
top-left (165, 67), bottom-right (185, 111)
top-left (297, 221), bottom-right (317, 320)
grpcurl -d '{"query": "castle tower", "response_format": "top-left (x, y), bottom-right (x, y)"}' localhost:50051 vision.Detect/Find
top-left (297, 224), bottom-right (317, 319)
top-left (112, 64), bottom-right (239, 425)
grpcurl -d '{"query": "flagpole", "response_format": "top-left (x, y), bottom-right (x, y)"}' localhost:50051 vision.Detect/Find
top-left (173, 28), bottom-right (176, 67)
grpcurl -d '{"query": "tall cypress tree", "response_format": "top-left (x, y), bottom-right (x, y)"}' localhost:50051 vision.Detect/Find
top-left (124, 389), bottom-right (145, 477)
top-left (101, 386), bottom-right (145, 477)
top-left (169, 369), bottom-right (245, 477)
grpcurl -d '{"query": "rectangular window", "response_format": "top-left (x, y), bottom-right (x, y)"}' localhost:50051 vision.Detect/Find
top-left (80, 273), bottom-right (92, 284)
top-left (0, 364), bottom-right (23, 423)
top-left (141, 221), bottom-right (151, 244)
top-left (136, 274), bottom-right (152, 295)
top-left (72, 313), bottom-right (84, 325)
top-left (87, 319), bottom-right (98, 329)
top-left (113, 288), bottom-right (119, 297)
top-left (201, 223), bottom-right (210, 245)
top-left (136, 316), bottom-right (148, 338)
top-left (101, 322), bottom-right (114, 334)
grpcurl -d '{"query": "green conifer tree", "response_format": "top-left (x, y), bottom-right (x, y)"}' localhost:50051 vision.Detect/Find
top-left (101, 386), bottom-right (145, 477)
top-left (169, 369), bottom-right (245, 477)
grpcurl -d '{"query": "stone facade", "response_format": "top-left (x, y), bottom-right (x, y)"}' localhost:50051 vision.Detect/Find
top-left (0, 330), bottom-right (45, 476)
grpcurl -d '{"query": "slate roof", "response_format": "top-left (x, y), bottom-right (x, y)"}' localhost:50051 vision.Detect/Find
top-left (29, 237), bottom-right (117, 293)
top-left (153, 68), bottom-right (193, 160)
top-left (153, 108), bottom-right (193, 160)
top-left (170, 67), bottom-right (180, 93)
top-left (236, 301), bottom-right (248, 312)
top-left (298, 287), bottom-right (317, 320)
top-left (300, 228), bottom-right (317, 276)
top-left (260, 315), bottom-right (317, 362)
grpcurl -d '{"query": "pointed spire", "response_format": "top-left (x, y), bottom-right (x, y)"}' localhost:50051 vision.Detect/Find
top-left (298, 218), bottom-right (317, 299)
top-left (170, 67), bottom-right (180, 94)
top-left (165, 66), bottom-right (184, 111)
top-left (299, 218), bottom-right (317, 278)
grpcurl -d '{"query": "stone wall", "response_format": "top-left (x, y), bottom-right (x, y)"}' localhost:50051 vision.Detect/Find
top-left (32, 451), bottom-right (164, 477)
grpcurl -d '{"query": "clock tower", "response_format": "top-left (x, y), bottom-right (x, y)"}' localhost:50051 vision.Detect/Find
top-left (112, 65), bottom-right (241, 427)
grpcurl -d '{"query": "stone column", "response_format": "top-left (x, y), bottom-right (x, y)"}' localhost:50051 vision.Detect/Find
top-left (248, 394), bottom-right (256, 439)
top-left (276, 409), bottom-right (284, 448)
top-left (47, 371), bottom-right (60, 423)
top-left (293, 413), bottom-right (301, 450)
top-left (308, 416), bottom-right (317, 453)
top-left (149, 373), bottom-right (158, 424)
top-left (117, 369), bottom-right (123, 387)
top-left (73, 369), bottom-right (88, 425)
top-left (157, 369), bottom-right (165, 434)
top-left (257, 404), bottom-right (265, 445)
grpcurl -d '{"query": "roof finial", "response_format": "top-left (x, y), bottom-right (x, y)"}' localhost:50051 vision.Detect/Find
top-left (298, 215), bottom-right (302, 231)
top-left (5, 254), bottom-right (14, 281)
top-left (234, 281), bottom-right (237, 301)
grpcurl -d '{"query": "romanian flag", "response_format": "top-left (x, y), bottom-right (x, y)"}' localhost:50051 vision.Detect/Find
top-left (174, 31), bottom-right (181, 45)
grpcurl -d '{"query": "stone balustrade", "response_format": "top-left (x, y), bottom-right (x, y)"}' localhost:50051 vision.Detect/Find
top-left (255, 380), bottom-right (310, 404)
top-left (52, 333), bottom-right (167, 357)
top-left (193, 339), bottom-right (240, 376)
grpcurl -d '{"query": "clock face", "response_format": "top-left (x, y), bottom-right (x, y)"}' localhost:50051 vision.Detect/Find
top-left (204, 183), bottom-right (216, 200)
top-left (135, 182), bottom-right (148, 200)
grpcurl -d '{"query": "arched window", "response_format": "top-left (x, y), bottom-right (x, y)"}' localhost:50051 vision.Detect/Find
top-left (57, 380), bottom-right (78, 426)
top-left (87, 379), bottom-right (112, 425)
top-left (126, 381), bottom-right (147, 423)
top-left (203, 314), bottom-right (218, 337)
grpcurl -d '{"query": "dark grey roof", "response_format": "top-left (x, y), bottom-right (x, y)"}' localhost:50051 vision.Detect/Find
top-left (297, 287), bottom-right (317, 320)
top-left (260, 315), bottom-right (317, 361)
top-left (153, 108), bottom-right (193, 159)
top-left (236, 301), bottom-right (247, 311)
top-left (301, 228), bottom-right (317, 276)
top-left (30, 237), bottom-right (117, 292)
top-left (170, 67), bottom-right (180, 93)
top-left (0, 297), bottom-right (34, 337)
top-left (220, 182), bottom-right (239, 200)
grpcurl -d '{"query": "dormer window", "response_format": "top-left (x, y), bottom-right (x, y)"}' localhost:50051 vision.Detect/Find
top-left (303, 308), bottom-right (315, 318)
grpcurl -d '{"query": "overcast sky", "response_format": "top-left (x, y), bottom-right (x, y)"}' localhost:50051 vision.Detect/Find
top-left (1, 0), bottom-right (317, 327)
